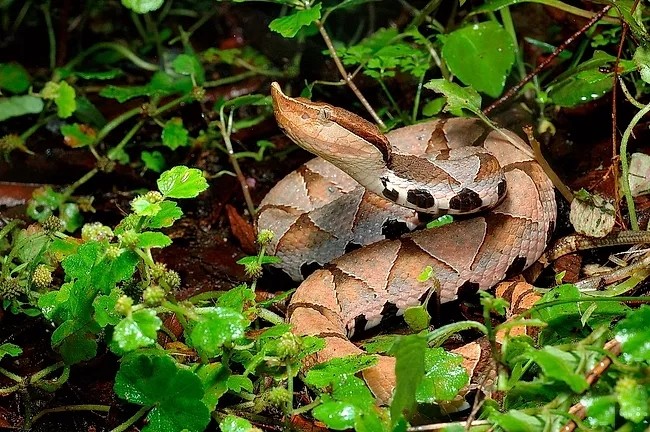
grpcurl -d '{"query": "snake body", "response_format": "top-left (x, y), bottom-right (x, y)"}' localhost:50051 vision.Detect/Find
top-left (257, 83), bottom-right (557, 403)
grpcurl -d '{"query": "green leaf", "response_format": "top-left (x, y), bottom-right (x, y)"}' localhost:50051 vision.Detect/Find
top-left (189, 307), bottom-right (247, 358)
top-left (487, 407), bottom-right (545, 431)
top-left (583, 396), bottom-right (616, 428)
top-left (0, 343), bottom-right (22, 361)
top-left (145, 201), bottom-right (183, 229)
top-left (305, 355), bottom-right (378, 388)
top-left (548, 51), bottom-right (635, 107)
top-left (161, 118), bottom-right (189, 150)
top-left (113, 309), bottom-right (161, 351)
top-left (137, 231), bottom-right (172, 248)
top-left (172, 54), bottom-right (205, 84)
top-left (269, 3), bottom-right (322, 38)
top-left (423, 79), bottom-right (482, 116)
top-left (121, 0), bottom-right (164, 14)
top-left (74, 69), bottom-right (123, 80)
top-left (114, 352), bottom-right (210, 432)
top-left (93, 288), bottom-right (122, 327)
top-left (52, 322), bottom-right (98, 364)
top-left (100, 71), bottom-right (192, 103)
top-left (615, 305), bottom-right (650, 361)
top-left (312, 399), bottom-right (359, 430)
top-left (616, 378), bottom-right (648, 423)
top-left (0, 63), bottom-right (31, 93)
top-left (157, 166), bottom-right (208, 199)
top-left (219, 415), bottom-right (254, 432)
top-left (216, 285), bottom-right (255, 313)
top-left (441, 21), bottom-right (515, 97)
top-left (403, 305), bottom-right (430, 332)
top-left (525, 346), bottom-right (588, 392)
top-left (194, 362), bottom-right (228, 410)
top-left (390, 333), bottom-right (426, 423)
top-left (416, 348), bottom-right (468, 403)
top-left (42, 81), bottom-right (76, 118)
top-left (426, 214), bottom-right (454, 229)
top-left (141, 150), bottom-right (166, 172)
top-left (131, 196), bottom-right (161, 217)
top-left (60, 123), bottom-right (95, 148)
top-left (0, 95), bottom-right (44, 121)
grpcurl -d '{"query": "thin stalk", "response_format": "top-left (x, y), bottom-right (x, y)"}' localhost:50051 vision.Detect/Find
top-left (30, 361), bottom-right (65, 383)
top-left (315, 21), bottom-right (385, 129)
top-left (619, 101), bottom-right (650, 231)
top-left (41, 2), bottom-right (55, 70)
top-left (62, 42), bottom-right (159, 76)
top-left (62, 168), bottom-right (99, 200)
top-left (93, 106), bottom-right (142, 145)
top-left (109, 405), bottom-right (150, 432)
top-left (219, 109), bottom-right (256, 216)
top-left (31, 404), bottom-right (110, 425)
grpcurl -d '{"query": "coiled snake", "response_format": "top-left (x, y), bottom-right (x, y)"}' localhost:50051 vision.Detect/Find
top-left (257, 82), bottom-right (557, 404)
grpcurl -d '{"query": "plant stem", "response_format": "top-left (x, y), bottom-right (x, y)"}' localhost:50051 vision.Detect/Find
top-left (619, 101), bottom-right (650, 231)
top-left (41, 2), bottom-right (56, 70)
top-left (315, 21), bottom-right (385, 129)
top-left (62, 168), bottom-right (99, 200)
top-left (30, 404), bottom-right (111, 425)
top-left (109, 405), bottom-right (150, 432)
top-left (30, 361), bottom-right (65, 383)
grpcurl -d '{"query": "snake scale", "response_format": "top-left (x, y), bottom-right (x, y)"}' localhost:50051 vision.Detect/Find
top-left (257, 82), bottom-right (557, 404)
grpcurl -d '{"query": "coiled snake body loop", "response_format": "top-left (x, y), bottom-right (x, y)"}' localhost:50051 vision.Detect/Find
top-left (257, 83), bottom-right (557, 404)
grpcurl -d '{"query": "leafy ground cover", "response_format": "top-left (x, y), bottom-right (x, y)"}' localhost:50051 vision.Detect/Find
top-left (1, 1), bottom-right (650, 431)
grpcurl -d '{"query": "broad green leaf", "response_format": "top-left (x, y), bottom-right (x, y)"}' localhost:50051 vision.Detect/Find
top-left (141, 150), bottom-right (166, 172)
top-left (52, 322), bottom-right (98, 364)
top-left (145, 201), bottom-right (183, 229)
top-left (390, 333), bottom-right (426, 423)
top-left (634, 45), bottom-right (650, 84)
top-left (42, 81), bottom-right (76, 118)
top-left (114, 352), bottom-right (210, 432)
top-left (269, 3), bottom-right (322, 38)
top-left (0, 95), bottom-right (44, 121)
top-left (219, 415), bottom-right (254, 432)
top-left (615, 305), bottom-right (650, 361)
top-left (172, 54), bottom-right (204, 84)
top-left (93, 288), bottom-right (122, 327)
top-left (526, 346), bottom-right (588, 392)
top-left (416, 348), bottom-right (469, 403)
top-left (100, 71), bottom-right (191, 103)
top-left (136, 231), bottom-right (172, 248)
top-left (548, 51), bottom-right (635, 107)
top-left (423, 79), bottom-right (482, 116)
top-left (487, 408), bottom-right (545, 431)
top-left (131, 196), bottom-right (161, 217)
top-left (441, 21), bottom-right (515, 97)
top-left (60, 123), bottom-right (95, 148)
top-left (113, 309), bottom-right (161, 351)
top-left (161, 118), bottom-right (189, 150)
top-left (121, 0), bottom-right (164, 13)
top-left (194, 362), bottom-right (229, 410)
top-left (216, 285), bottom-right (255, 313)
top-left (305, 355), bottom-right (378, 388)
top-left (157, 166), bottom-right (208, 199)
top-left (403, 306), bottom-right (430, 332)
top-left (189, 307), bottom-right (247, 358)
top-left (0, 343), bottom-right (22, 360)
top-left (0, 63), bottom-right (30, 93)
top-left (74, 69), bottom-right (122, 80)
top-left (583, 395), bottom-right (616, 428)
top-left (312, 399), bottom-right (359, 430)
top-left (616, 378), bottom-right (648, 423)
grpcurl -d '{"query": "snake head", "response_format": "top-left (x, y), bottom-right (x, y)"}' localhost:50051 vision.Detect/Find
top-left (270, 82), bottom-right (392, 174)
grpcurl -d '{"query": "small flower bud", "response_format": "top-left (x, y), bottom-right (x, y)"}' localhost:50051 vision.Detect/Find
top-left (118, 230), bottom-right (139, 249)
top-left (42, 215), bottom-right (64, 233)
top-left (81, 222), bottom-right (114, 242)
top-left (244, 261), bottom-right (263, 279)
top-left (276, 332), bottom-right (302, 361)
top-left (0, 278), bottom-right (23, 300)
top-left (162, 270), bottom-right (181, 290)
top-left (151, 262), bottom-right (167, 279)
top-left (266, 387), bottom-right (292, 408)
top-left (143, 285), bottom-right (166, 306)
top-left (32, 265), bottom-right (53, 289)
top-left (105, 245), bottom-right (122, 260)
top-left (144, 191), bottom-right (164, 204)
top-left (115, 295), bottom-right (134, 315)
top-left (256, 229), bottom-right (274, 246)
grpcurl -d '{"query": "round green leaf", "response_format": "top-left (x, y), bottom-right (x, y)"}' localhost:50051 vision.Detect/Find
top-left (442, 21), bottom-right (515, 97)
top-left (157, 166), bottom-right (208, 199)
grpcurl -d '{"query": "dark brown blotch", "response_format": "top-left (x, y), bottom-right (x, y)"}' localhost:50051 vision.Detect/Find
top-left (407, 189), bottom-right (436, 209)
top-left (352, 314), bottom-right (368, 336)
top-left (504, 256), bottom-right (527, 279)
top-left (449, 188), bottom-right (483, 212)
top-left (379, 302), bottom-right (400, 325)
top-left (457, 280), bottom-right (480, 298)
top-left (497, 179), bottom-right (507, 199)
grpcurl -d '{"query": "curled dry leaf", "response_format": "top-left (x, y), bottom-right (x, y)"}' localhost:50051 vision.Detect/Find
top-left (628, 152), bottom-right (650, 197)
top-left (569, 190), bottom-right (615, 238)
top-left (226, 204), bottom-right (256, 254)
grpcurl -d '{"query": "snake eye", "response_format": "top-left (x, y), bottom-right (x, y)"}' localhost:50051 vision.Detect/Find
top-left (319, 108), bottom-right (332, 121)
